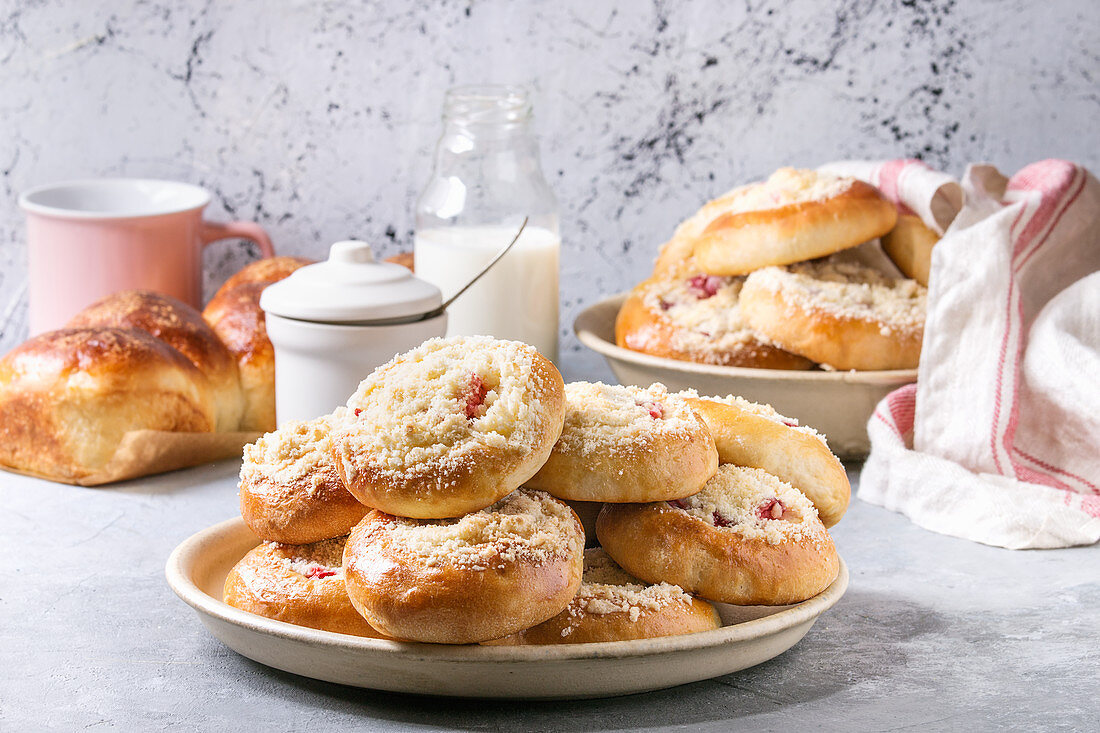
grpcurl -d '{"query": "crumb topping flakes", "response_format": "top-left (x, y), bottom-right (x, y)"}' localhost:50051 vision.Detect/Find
top-left (747, 255), bottom-right (926, 333)
top-left (559, 549), bottom-right (694, 631)
top-left (668, 465), bottom-right (825, 544)
top-left (556, 382), bottom-right (701, 457)
top-left (268, 536), bottom-right (346, 579)
top-left (638, 275), bottom-right (766, 357)
top-left (335, 336), bottom-right (554, 480)
top-left (676, 389), bottom-right (829, 447)
top-left (239, 409), bottom-right (348, 493)
top-left (378, 489), bottom-right (579, 571)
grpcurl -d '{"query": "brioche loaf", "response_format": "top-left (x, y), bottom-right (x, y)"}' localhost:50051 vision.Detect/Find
top-left (68, 290), bottom-right (243, 432)
top-left (0, 328), bottom-right (216, 481)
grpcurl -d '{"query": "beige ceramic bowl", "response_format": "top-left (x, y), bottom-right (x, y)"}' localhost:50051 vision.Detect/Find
top-left (166, 517), bottom-right (849, 699)
top-left (574, 294), bottom-right (918, 458)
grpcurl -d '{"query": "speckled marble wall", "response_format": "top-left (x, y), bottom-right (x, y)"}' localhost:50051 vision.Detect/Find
top-left (1, 0), bottom-right (1097, 374)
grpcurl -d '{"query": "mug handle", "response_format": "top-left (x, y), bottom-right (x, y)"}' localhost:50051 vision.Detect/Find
top-left (200, 221), bottom-right (275, 258)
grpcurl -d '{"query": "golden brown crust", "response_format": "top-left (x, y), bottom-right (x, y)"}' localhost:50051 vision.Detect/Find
top-left (614, 282), bottom-right (814, 369)
top-left (596, 475), bottom-right (839, 606)
top-left (223, 538), bottom-right (386, 638)
top-left (528, 382), bottom-right (718, 503)
top-left (739, 264), bottom-right (924, 371)
top-left (693, 180), bottom-right (898, 276)
top-left (211, 256), bottom-right (314, 301)
top-left (203, 283), bottom-right (276, 432)
top-left (686, 397), bottom-right (850, 527)
top-left (343, 496), bottom-right (585, 643)
top-left (333, 338), bottom-right (566, 519)
top-left (0, 328), bottom-right (215, 481)
top-left (239, 474), bottom-right (368, 545)
top-left (881, 213), bottom-right (939, 286)
top-left (69, 290), bottom-right (242, 432)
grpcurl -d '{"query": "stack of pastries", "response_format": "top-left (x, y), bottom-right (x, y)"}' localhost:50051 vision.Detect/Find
top-left (224, 334), bottom-right (850, 645)
top-left (616, 167), bottom-right (931, 371)
top-left (0, 256), bottom-right (311, 482)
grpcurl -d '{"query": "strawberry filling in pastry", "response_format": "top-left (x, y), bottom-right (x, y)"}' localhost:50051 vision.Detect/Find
top-left (756, 498), bottom-right (786, 520)
top-left (635, 398), bottom-right (665, 419)
top-left (686, 274), bottom-right (725, 299)
top-left (463, 373), bottom-right (489, 419)
top-left (305, 565), bottom-right (338, 580)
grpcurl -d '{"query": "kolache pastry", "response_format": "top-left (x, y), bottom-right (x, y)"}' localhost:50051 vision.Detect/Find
top-left (881, 212), bottom-right (939, 286)
top-left (484, 548), bottom-right (720, 645)
top-left (688, 168), bottom-right (898, 276)
top-left (68, 289), bottom-right (244, 432)
top-left (238, 410), bottom-right (368, 545)
top-left (527, 381), bottom-right (718, 503)
top-left (615, 274), bottom-right (814, 369)
top-left (223, 536), bottom-right (387, 638)
top-left (739, 255), bottom-right (926, 370)
top-left (597, 465), bottom-right (839, 605)
top-left (0, 328), bottom-right (215, 481)
top-left (680, 391), bottom-right (850, 527)
top-left (331, 335), bottom-right (566, 519)
top-left (342, 489), bottom-right (585, 644)
top-left (204, 256), bottom-right (313, 433)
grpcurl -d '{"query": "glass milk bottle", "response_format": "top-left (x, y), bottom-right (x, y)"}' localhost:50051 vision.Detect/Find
top-left (415, 85), bottom-right (560, 362)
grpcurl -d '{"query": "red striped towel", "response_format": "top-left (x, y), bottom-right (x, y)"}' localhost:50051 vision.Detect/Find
top-left (861, 160), bottom-right (1100, 549)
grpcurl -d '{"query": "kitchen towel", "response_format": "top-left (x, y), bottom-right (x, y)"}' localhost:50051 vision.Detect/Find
top-left (820, 158), bottom-right (963, 234)
top-left (861, 159), bottom-right (1100, 549)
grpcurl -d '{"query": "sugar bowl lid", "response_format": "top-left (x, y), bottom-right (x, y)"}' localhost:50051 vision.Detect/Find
top-left (259, 240), bottom-right (442, 323)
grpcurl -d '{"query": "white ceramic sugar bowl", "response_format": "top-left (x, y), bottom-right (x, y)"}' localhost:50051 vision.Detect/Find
top-left (260, 240), bottom-right (447, 424)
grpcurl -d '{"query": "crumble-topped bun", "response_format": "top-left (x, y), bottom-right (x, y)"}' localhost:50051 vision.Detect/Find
top-left (238, 409), bottom-right (368, 544)
top-left (331, 335), bottom-right (566, 519)
top-left (615, 274), bottom-right (814, 369)
top-left (687, 168), bottom-right (897, 276)
top-left (0, 327), bottom-right (216, 481)
top-left (739, 255), bottom-right (926, 370)
top-left (342, 489), bottom-right (585, 644)
top-left (483, 548), bottom-right (720, 645)
top-left (597, 465), bottom-right (839, 605)
top-left (223, 536), bottom-right (387, 638)
top-left (679, 391), bottom-right (850, 527)
top-left (527, 381), bottom-right (718, 503)
top-left (881, 212), bottom-right (939, 286)
top-left (68, 290), bottom-right (243, 432)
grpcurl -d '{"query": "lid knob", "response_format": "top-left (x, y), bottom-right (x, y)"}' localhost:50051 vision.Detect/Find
top-left (328, 240), bottom-right (376, 264)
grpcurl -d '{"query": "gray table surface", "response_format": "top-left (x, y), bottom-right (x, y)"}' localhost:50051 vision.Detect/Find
top-left (2, 458), bottom-right (1097, 732)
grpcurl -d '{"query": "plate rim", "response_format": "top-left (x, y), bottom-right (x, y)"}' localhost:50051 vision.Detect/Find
top-left (166, 516), bottom-right (850, 663)
top-left (573, 292), bottom-right (919, 385)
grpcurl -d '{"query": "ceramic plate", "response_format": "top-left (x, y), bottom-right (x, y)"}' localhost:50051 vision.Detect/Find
top-left (574, 293), bottom-right (917, 458)
top-left (166, 517), bottom-right (849, 700)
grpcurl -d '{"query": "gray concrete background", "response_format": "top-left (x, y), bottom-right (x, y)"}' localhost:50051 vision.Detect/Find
top-left (2, 459), bottom-right (1097, 731)
top-left (1, 0), bottom-right (1098, 379)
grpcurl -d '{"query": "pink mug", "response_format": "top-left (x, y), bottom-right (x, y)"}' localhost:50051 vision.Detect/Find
top-left (19, 178), bottom-right (275, 335)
